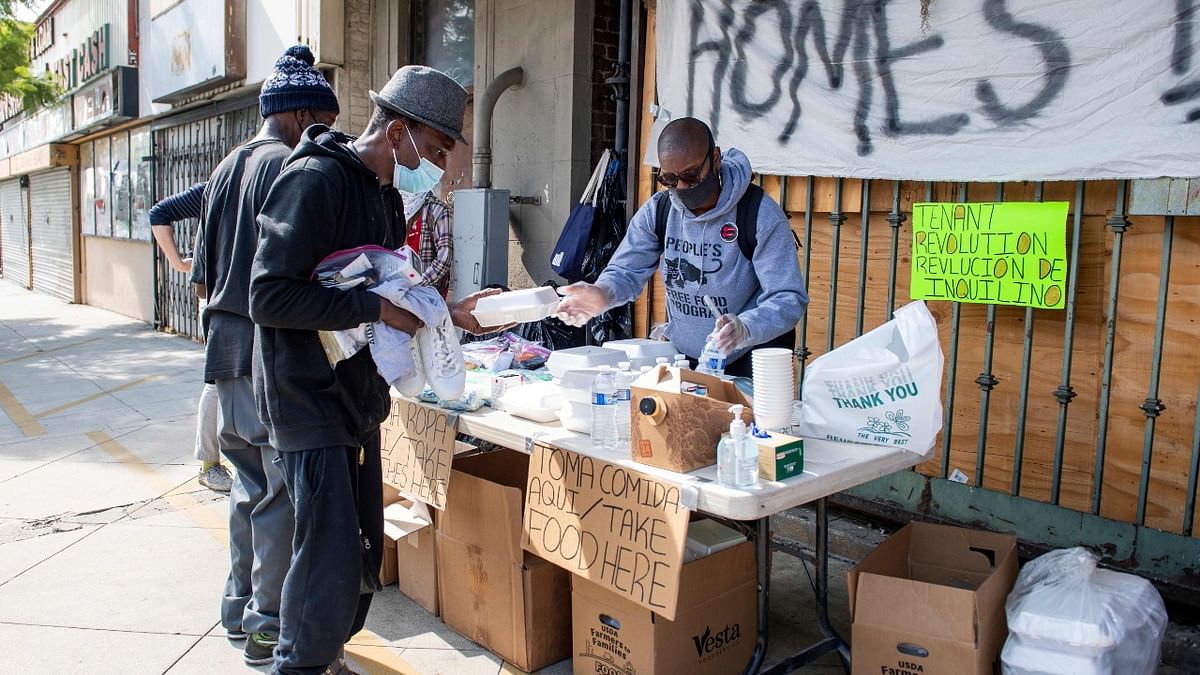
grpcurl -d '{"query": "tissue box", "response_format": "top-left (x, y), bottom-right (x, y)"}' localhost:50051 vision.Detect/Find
top-left (757, 432), bottom-right (804, 481)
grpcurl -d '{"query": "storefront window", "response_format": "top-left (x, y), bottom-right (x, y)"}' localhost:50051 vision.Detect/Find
top-left (130, 128), bottom-right (152, 241)
top-left (93, 136), bottom-right (111, 237)
top-left (81, 130), bottom-right (153, 241)
top-left (80, 141), bottom-right (95, 236)
top-left (111, 132), bottom-right (131, 239)
top-left (416, 0), bottom-right (474, 88)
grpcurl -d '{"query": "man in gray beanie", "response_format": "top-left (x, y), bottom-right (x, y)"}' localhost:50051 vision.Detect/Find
top-left (249, 65), bottom-right (506, 675)
top-left (190, 44), bottom-right (338, 667)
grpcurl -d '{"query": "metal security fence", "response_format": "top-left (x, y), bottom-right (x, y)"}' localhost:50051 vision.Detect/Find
top-left (636, 176), bottom-right (1200, 592)
top-left (151, 101), bottom-right (259, 341)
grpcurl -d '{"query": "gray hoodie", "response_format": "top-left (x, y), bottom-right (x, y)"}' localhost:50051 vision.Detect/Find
top-left (595, 148), bottom-right (808, 362)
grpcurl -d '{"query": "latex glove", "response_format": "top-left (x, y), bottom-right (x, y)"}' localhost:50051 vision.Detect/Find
top-left (555, 282), bottom-right (612, 327)
top-left (711, 313), bottom-right (751, 356)
top-left (451, 287), bottom-right (516, 335)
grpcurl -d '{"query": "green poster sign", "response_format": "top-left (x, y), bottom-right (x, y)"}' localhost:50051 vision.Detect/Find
top-left (910, 201), bottom-right (1070, 310)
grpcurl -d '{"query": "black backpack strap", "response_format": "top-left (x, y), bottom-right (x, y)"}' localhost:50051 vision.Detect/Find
top-left (654, 192), bottom-right (671, 253)
top-left (735, 184), bottom-right (764, 262)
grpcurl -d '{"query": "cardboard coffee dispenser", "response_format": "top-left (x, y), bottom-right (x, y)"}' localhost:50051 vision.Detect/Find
top-left (630, 366), bottom-right (753, 473)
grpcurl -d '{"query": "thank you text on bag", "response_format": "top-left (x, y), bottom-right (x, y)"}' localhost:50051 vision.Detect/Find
top-left (794, 302), bottom-right (945, 456)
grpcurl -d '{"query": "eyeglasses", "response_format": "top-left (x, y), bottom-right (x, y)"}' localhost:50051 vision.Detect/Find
top-left (656, 158), bottom-right (710, 188)
top-left (656, 136), bottom-right (715, 188)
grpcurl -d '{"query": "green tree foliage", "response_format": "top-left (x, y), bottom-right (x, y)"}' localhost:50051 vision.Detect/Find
top-left (0, 0), bottom-right (61, 113)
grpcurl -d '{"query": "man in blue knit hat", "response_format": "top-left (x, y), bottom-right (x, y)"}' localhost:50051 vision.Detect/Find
top-left (190, 44), bottom-right (339, 667)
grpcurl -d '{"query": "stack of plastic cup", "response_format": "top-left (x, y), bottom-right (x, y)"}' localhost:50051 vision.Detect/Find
top-left (751, 348), bottom-right (795, 431)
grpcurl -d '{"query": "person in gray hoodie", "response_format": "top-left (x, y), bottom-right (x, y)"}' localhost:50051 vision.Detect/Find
top-left (558, 117), bottom-right (807, 376)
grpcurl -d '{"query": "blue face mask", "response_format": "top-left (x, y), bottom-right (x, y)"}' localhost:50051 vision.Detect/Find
top-left (392, 126), bottom-right (444, 194)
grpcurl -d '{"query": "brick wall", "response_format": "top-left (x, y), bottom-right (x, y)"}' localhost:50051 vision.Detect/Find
top-left (591, 0), bottom-right (620, 168)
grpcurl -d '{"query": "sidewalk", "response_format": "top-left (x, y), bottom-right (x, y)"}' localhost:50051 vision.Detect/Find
top-left (0, 281), bottom-right (848, 674)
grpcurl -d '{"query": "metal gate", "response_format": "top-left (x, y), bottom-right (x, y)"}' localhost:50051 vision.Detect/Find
top-left (0, 178), bottom-right (29, 289)
top-left (151, 101), bottom-right (259, 340)
top-left (640, 175), bottom-right (1200, 598)
top-left (29, 169), bottom-right (75, 302)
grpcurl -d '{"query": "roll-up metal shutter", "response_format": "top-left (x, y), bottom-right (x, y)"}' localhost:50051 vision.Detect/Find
top-left (29, 168), bottom-right (75, 302)
top-left (0, 178), bottom-right (30, 289)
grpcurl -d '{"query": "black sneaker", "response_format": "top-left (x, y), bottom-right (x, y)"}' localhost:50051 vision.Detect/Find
top-left (225, 628), bottom-right (247, 642)
top-left (244, 632), bottom-right (277, 666)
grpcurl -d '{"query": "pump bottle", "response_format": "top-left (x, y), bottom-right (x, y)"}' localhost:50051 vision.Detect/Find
top-left (717, 404), bottom-right (759, 488)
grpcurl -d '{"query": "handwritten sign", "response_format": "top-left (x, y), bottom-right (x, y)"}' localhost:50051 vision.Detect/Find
top-left (379, 398), bottom-right (458, 510)
top-left (521, 444), bottom-right (691, 620)
top-left (910, 202), bottom-right (1070, 309)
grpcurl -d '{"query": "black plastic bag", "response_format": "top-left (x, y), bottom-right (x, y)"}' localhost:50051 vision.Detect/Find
top-left (588, 303), bottom-right (633, 345)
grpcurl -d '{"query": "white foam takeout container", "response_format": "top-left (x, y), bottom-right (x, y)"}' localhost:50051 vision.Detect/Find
top-left (470, 287), bottom-right (561, 326)
top-left (546, 346), bottom-right (626, 379)
top-left (558, 368), bottom-right (602, 404)
top-left (557, 400), bottom-right (592, 434)
top-left (496, 381), bottom-right (563, 423)
top-left (601, 338), bottom-right (678, 369)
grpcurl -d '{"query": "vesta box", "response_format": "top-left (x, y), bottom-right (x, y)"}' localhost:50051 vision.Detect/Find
top-left (848, 522), bottom-right (1018, 675)
top-left (571, 540), bottom-right (756, 675)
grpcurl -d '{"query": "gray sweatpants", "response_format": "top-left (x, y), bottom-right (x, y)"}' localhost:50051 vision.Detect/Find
top-left (194, 383), bottom-right (220, 462)
top-left (216, 376), bottom-right (293, 636)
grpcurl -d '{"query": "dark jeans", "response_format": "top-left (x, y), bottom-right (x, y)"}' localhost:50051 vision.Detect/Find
top-left (272, 432), bottom-right (384, 675)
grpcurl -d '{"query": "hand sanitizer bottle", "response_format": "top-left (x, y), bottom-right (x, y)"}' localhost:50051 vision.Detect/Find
top-left (718, 404), bottom-right (756, 488)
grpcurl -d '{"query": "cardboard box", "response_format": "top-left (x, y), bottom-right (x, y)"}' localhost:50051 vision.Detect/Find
top-left (630, 366), bottom-right (753, 473)
top-left (437, 449), bottom-right (572, 672)
top-left (848, 522), bottom-right (1018, 675)
top-left (380, 531), bottom-right (399, 586)
top-left (393, 500), bottom-right (438, 616)
top-left (571, 540), bottom-right (757, 675)
top-left (378, 484), bottom-right (404, 586)
top-left (757, 433), bottom-right (804, 481)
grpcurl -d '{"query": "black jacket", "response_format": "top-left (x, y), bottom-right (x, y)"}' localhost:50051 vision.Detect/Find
top-left (249, 125), bottom-right (401, 451)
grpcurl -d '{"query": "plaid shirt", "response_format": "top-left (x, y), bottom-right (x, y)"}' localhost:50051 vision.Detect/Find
top-left (408, 192), bottom-right (453, 296)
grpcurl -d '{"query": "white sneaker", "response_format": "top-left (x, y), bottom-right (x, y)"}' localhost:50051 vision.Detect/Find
top-left (393, 335), bottom-right (427, 398)
top-left (418, 305), bottom-right (466, 401)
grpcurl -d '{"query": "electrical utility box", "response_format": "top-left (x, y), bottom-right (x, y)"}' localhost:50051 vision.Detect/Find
top-left (450, 188), bottom-right (510, 298)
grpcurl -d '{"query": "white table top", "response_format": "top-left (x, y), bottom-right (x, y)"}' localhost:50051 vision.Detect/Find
top-left (456, 407), bottom-right (926, 521)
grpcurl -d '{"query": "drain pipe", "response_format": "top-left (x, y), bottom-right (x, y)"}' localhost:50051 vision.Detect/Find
top-left (473, 66), bottom-right (525, 189)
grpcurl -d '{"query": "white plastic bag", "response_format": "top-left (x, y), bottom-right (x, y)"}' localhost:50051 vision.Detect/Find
top-left (793, 301), bottom-right (943, 455)
top-left (1001, 547), bottom-right (1167, 675)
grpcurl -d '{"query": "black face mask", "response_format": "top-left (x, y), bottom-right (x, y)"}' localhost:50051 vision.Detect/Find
top-left (672, 152), bottom-right (720, 212)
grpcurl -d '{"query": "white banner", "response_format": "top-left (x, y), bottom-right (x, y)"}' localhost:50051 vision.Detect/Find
top-left (653, 0), bottom-right (1200, 181)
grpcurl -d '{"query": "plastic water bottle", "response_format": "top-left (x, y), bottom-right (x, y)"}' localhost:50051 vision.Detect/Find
top-left (591, 366), bottom-right (618, 451)
top-left (615, 362), bottom-right (633, 449)
top-left (697, 337), bottom-right (727, 377)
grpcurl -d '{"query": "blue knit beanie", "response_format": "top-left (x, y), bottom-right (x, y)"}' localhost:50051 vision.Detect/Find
top-left (259, 45), bottom-right (340, 118)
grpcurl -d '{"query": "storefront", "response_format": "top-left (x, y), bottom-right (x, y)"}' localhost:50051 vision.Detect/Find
top-left (0, 1), bottom-right (139, 308)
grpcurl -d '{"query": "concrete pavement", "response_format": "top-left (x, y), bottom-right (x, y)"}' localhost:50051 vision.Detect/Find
top-left (0, 280), bottom-right (847, 674)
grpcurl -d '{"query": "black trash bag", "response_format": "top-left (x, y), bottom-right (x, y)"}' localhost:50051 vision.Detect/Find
top-left (588, 302), bottom-right (633, 346)
top-left (581, 157), bottom-right (627, 284)
top-left (520, 314), bottom-right (587, 351)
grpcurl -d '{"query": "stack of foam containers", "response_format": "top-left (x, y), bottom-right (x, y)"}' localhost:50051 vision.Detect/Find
top-left (1001, 548), bottom-right (1167, 675)
top-left (556, 369), bottom-right (600, 433)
